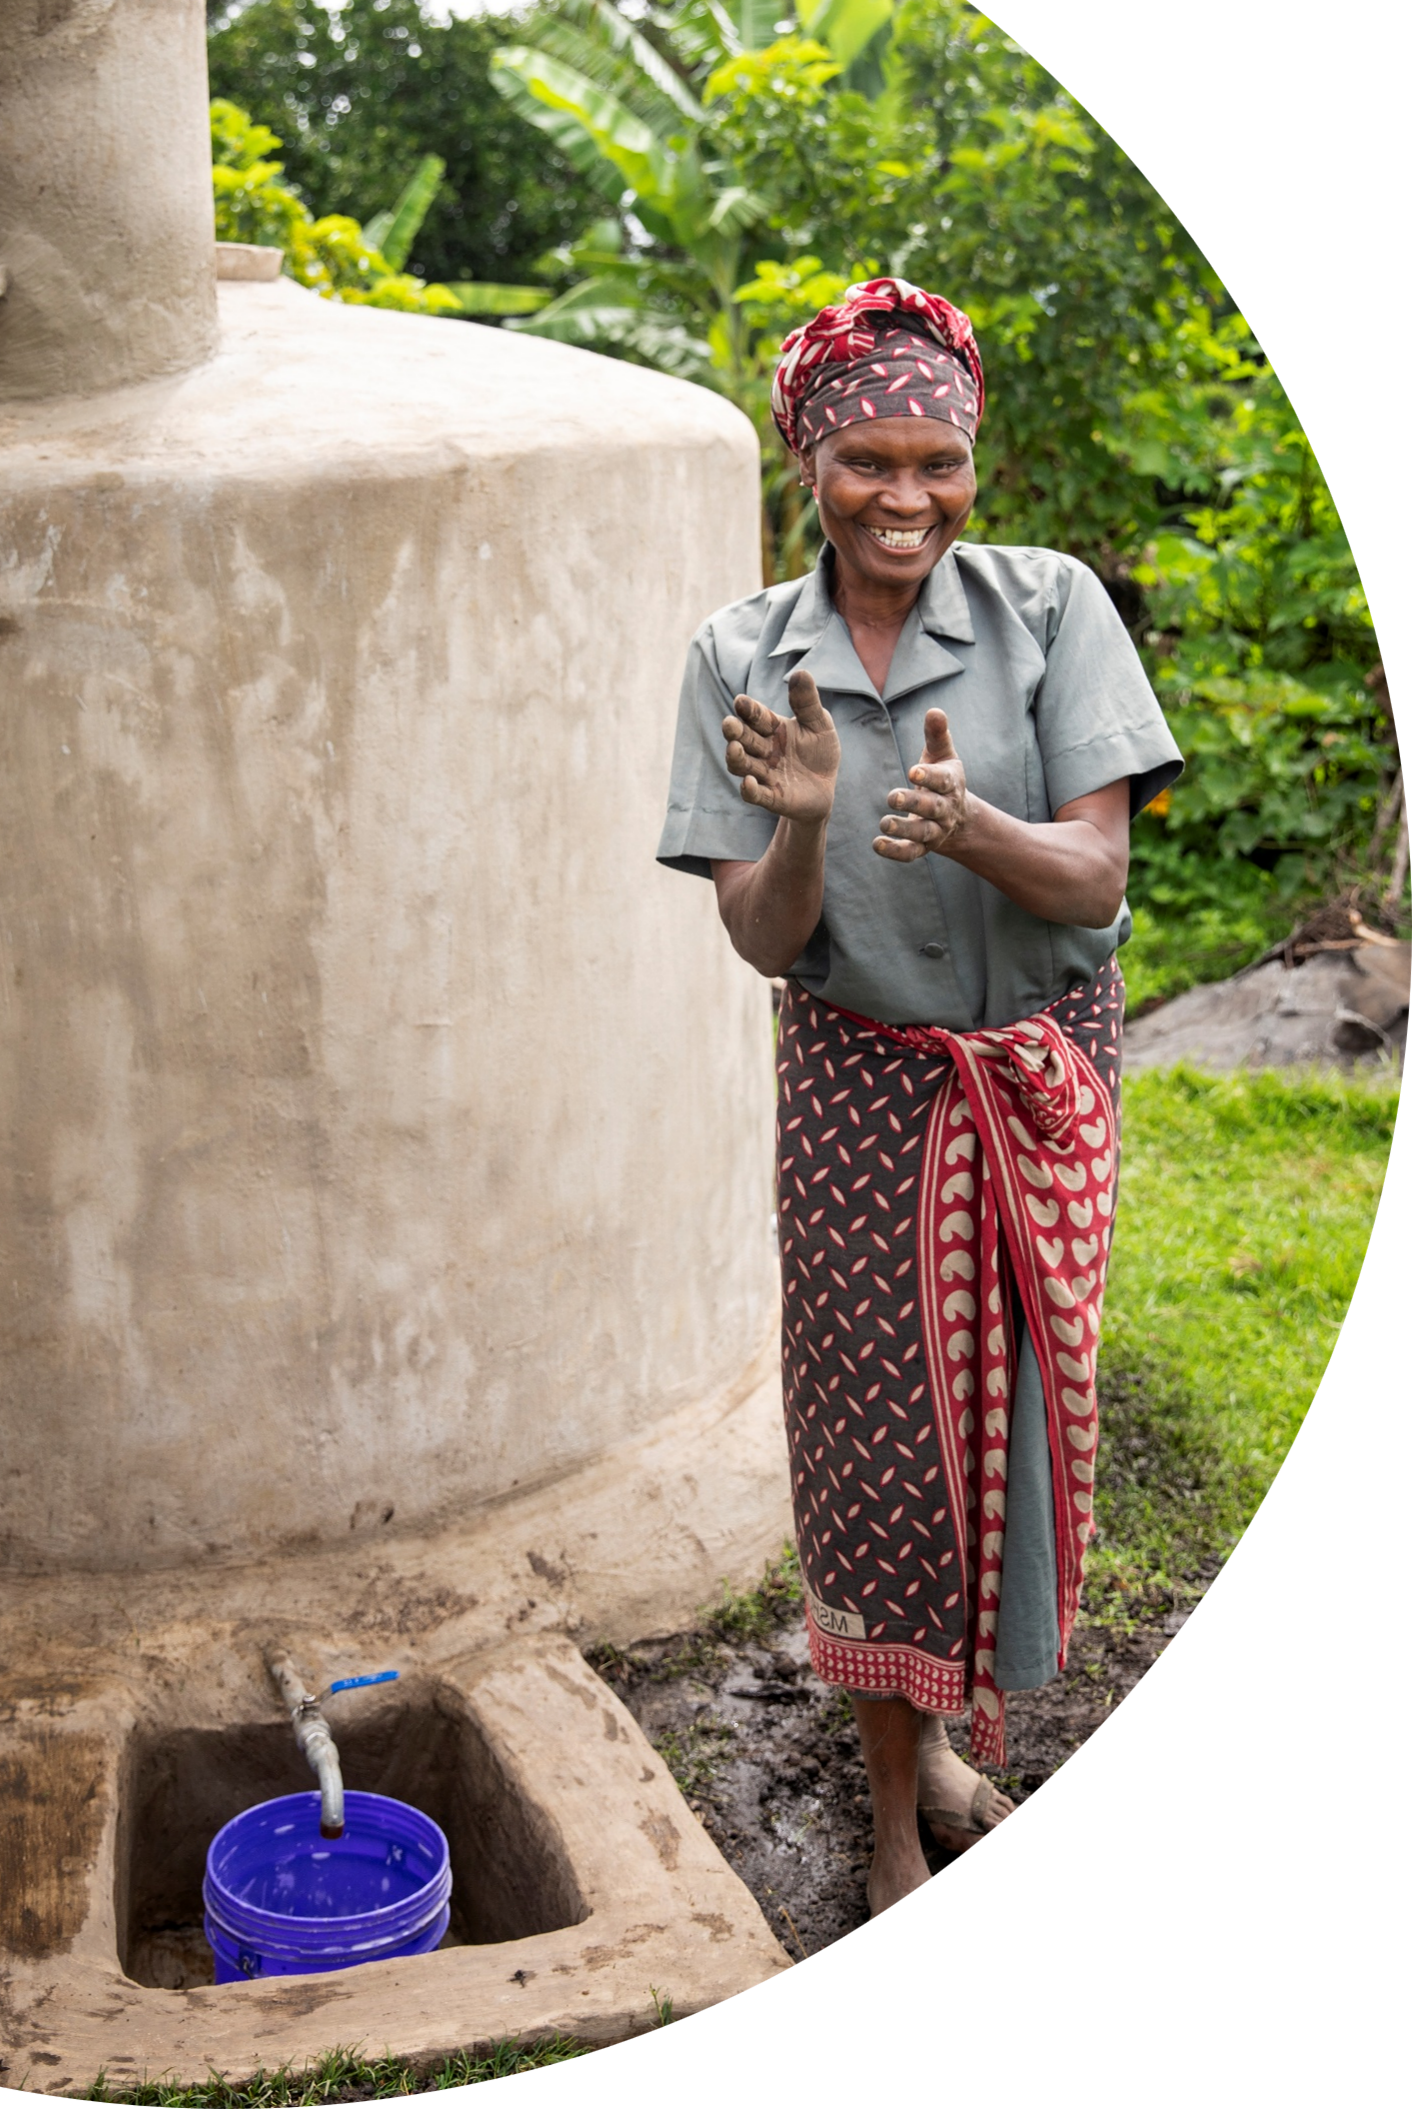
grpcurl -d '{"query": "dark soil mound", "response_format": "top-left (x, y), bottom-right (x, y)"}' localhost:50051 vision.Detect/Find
top-left (1125, 937), bottom-right (1407, 1072)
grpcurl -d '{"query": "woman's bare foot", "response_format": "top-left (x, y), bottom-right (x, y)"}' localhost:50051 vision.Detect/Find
top-left (867, 1835), bottom-right (933, 1916)
top-left (852, 1693), bottom-right (935, 1916)
top-left (916, 1714), bottom-right (1015, 1852)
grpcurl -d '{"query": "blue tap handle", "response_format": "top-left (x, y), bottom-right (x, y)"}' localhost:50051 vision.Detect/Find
top-left (326, 1670), bottom-right (400, 1697)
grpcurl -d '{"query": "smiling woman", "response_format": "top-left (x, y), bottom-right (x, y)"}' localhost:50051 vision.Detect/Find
top-left (657, 276), bottom-right (1183, 1917)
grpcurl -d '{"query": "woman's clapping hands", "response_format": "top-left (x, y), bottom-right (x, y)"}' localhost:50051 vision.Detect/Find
top-left (722, 669), bottom-right (840, 827)
top-left (874, 709), bottom-right (968, 861)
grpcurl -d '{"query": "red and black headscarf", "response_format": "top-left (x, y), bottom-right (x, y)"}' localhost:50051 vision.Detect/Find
top-left (771, 276), bottom-right (984, 456)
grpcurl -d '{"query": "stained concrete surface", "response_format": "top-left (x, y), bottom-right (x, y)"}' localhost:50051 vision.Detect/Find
top-left (0, 277), bottom-right (777, 1575)
top-left (0, 0), bottom-right (217, 400)
top-left (0, 1638), bottom-right (790, 2092)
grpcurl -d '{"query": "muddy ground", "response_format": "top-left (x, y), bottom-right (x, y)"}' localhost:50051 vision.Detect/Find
top-left (589, 1583), bottom-right (1202, 1961)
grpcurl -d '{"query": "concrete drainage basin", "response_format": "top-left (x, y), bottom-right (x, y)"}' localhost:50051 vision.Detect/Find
top-left (0, 1638), bottom-right (790, 2092)
top-left (118, 1677), bottom-right (584, 1990)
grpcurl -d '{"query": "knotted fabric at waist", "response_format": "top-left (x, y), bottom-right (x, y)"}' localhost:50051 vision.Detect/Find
top-left (785, 980), bottom-right (1120, 1765)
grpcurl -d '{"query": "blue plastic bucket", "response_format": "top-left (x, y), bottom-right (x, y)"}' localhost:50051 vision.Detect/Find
top-left (203, 1790), bottom-right (451, 1984)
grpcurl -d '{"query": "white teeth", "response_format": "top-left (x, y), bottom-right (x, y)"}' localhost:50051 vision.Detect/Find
top-left (867, 526), bottom-right (929, 548)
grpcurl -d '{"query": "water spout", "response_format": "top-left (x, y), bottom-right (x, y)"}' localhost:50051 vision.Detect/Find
top-left (265, 1648), bottom-right (345, 1839)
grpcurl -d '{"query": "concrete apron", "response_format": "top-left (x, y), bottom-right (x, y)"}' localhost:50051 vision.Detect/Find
top-left (0, 1341), bottom-right (792, 2091)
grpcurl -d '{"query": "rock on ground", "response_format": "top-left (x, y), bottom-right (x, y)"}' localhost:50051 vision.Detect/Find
top-left (1124, 940), bottom-right (1408, 1073)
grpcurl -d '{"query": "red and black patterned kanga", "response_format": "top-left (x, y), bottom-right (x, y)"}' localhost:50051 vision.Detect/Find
top-left (776, 955), bottom-right (1124, 1766)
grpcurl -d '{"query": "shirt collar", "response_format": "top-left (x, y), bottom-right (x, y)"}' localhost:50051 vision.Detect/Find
top-left (768, 545), bottom-right (974, 700)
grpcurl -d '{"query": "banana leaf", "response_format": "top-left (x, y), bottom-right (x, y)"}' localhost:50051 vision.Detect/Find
top-left (652, 0), bottom-right (742, 69)
top-left (526, 313), bottom-right (716, 383)
top-left (798, 0), bottom-right (894, 73)
top-left (529, 0), bottom-right (704, 132)
top-left (730, 0), bottom-right (782, 50)
top-left (362, 154), bottom-right (445, 274)
top-left (490, 46), bottom-right (672, 206)
top-left (442, 283), bottom-right (554, 316)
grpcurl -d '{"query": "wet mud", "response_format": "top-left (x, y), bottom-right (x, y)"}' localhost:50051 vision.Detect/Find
top-left (591, 1592), bottom-right (1195, 1961)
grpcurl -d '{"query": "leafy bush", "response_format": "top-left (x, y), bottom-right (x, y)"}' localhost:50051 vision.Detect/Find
top-left (211, 98), bottom-right (462, 314)
top-left (1118, 319), bottom-right (1399, 995)
top-left (207, 0), bottom-right (606, 286)
top-left (213, 1), bottom-right (1407, 980)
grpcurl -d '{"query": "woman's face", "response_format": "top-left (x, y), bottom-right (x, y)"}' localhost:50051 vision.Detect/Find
top-left (800, 419), bottom-right (977, 592)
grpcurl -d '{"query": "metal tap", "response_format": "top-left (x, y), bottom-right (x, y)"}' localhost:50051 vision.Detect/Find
top-left (264, 1647), bottom-right (346, 1839)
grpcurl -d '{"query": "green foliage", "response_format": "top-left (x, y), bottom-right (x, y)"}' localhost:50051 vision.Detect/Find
top-left (489, 6), bottom-right (776, 406)
top-left (442, 281), bottom-right (553, 317)
top-left (211, 98), bottom-right (462, 312)
top-left (799, 0), bottom-right (896, 76)
top-left (362, 152), bottom-right (445, 272)
top-left (700, 1543), bottom-right (803, 1643)
top-left (210, 96), bottom-right (309, 249)
top-left (1091, 1064), bottom-right (1398, 1603)
top-left (1117, 322), bottom-right (1398, 993)
top-left (207, 0), bottom-right (608, 286)
top-left (213, 0), bottom-right (1404, 965)
top-left (211, 99), bottom-right (545, 318)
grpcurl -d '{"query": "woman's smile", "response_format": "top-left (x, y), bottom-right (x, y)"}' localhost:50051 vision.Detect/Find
top-left (800, 419), bottom-right (979, 609)
top-left (863, 523), bottom-right (933, 549)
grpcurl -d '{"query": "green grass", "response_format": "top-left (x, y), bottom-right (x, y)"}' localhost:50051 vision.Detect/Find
top-left (1090, 1063), bottom-right (1398, 1603)
top-left (651, 1719), bottom-right (738, 1804)
top-left (80, 2041), bottom-right (588, 2105)
top-left (698, 1543), bottom-right (802, 1644)
top-left (1121, 897), bottom-right (1288, 1014)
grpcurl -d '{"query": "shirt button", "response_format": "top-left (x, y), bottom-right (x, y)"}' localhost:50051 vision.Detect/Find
top-left (919, 941), bottom-right (948, 959)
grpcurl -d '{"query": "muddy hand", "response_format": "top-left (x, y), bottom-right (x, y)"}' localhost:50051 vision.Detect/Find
top-left (722, 669), bottom-right (840, 826)
top-left (874, 708), bottom-right (968, 862)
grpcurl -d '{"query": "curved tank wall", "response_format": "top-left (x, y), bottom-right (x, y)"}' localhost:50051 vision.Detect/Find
top-left (0, 0), bottom-right (217, 401)
top-left (0, 280), bottom-right (775, 1572)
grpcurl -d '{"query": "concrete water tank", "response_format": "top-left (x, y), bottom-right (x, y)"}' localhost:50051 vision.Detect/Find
top-left (0, 0), bottom-right (785, 1597)
top-left (0, 4), bottom-right (795, 2074)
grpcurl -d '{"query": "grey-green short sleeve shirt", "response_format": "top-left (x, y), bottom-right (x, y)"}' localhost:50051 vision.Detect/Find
top-left (656, 542), bottom-right (1183, 1029)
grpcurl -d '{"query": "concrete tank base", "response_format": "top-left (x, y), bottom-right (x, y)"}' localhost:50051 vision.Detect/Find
top-left (0, 1350), bottom-right (791, 2089)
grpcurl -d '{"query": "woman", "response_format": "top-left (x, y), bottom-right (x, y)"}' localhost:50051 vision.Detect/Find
top-left (657, 279), bottom-right (1182, 1915)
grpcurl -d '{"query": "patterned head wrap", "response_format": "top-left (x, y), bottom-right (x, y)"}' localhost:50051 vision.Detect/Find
top-left (771, 276), bottom-right (984, 456)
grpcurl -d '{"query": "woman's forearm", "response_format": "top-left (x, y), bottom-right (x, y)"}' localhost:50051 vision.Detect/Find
top-left (711, 818), bottom-right (829, 976)
top-left (940, 791), bottom-right (1129, 928)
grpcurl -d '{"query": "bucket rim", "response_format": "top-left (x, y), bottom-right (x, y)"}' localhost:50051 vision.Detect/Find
top-left (204, 1900), bottom-right (452, 1975)
top-left (204, 1790), bottom-right (451, 1947)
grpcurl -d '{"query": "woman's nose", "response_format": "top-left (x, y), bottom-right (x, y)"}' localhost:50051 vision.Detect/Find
top-left (879, 473), bottom-right (932, 514)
